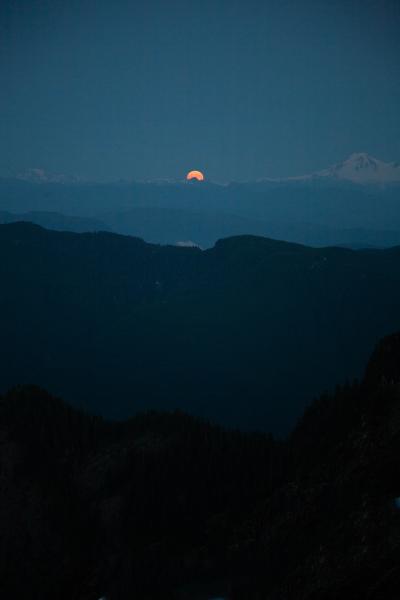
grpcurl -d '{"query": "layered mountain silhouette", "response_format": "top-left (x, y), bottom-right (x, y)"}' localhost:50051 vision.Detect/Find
top-left (1, 222), bottom-right (400, 433)
top-left (1, 154), bottom-right (400, 249)
top-left (0, 210), bottom-right (108, 233)
top-left (1, 333), bottom-right (400, 599)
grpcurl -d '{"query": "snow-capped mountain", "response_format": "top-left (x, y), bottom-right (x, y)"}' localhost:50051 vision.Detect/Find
top-left (315, 153), bottom-right (400, 184)
top-left (286, 153), bottom-right (400, 185)
top-left (16, 168), bottom-right (81, 184)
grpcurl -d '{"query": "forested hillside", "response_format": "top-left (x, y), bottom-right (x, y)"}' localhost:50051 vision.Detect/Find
top-left (1, 222), bottom-right (400, 432)
top-left (1, 333), bottom-right (400, 598)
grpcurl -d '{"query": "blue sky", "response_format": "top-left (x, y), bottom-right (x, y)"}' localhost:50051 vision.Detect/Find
top-left (1, 0), bottom-right (400, 181)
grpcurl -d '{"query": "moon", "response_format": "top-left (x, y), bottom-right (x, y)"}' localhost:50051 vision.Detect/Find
top-left (186, 170), bottom-right (204, 181)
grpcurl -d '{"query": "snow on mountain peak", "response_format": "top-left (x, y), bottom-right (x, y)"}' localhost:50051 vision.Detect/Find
top-left (259, 153), bottom-right (400, 185)
top-left (17, 168), bottom-right (81, 184)
top-left (317, 153), bottom-right (400, 184)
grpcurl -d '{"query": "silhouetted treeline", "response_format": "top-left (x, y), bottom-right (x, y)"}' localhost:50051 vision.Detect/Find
top-left (2, 333), bottom-right (400, 598)
top-left (0, 386), bottom-right (284, 599)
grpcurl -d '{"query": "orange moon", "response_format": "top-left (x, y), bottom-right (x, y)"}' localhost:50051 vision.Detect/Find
top-left (186, 170), bottom-right (204, 181)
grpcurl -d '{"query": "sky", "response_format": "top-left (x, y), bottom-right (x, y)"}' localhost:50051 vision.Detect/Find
top-left (1, 0), bottom-right (400, 182)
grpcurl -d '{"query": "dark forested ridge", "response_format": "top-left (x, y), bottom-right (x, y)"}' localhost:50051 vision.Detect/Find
top-left (0, 385), bottom-right (283, 600)
top-left (1, 222), bottom-right (400, 432)
top-left (1, 333), bottom-right (400, 599)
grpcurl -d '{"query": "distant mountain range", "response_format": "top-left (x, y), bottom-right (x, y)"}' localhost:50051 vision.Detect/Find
top-left (16, 167), bottom-right (82, 184)
top-left (1, 154), bottom-right (400, 249)
top-left (1, 222), bottom-right (400, 433)
top-left (13, 153), bottom-right (400, 185)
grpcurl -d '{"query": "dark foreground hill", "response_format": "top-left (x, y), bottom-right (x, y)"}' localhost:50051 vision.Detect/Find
top-left (1, 222), bottom-right (400, 432)
top-left (1, 333), bottom-right (400, 599)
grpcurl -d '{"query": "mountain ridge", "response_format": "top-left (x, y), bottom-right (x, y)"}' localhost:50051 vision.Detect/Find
top-left (256, 152), bottom-right (400, 185)
top-left (1, 222), bottom-right (400, 433)
top-left (1, 332), bottom-right (400, 598)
